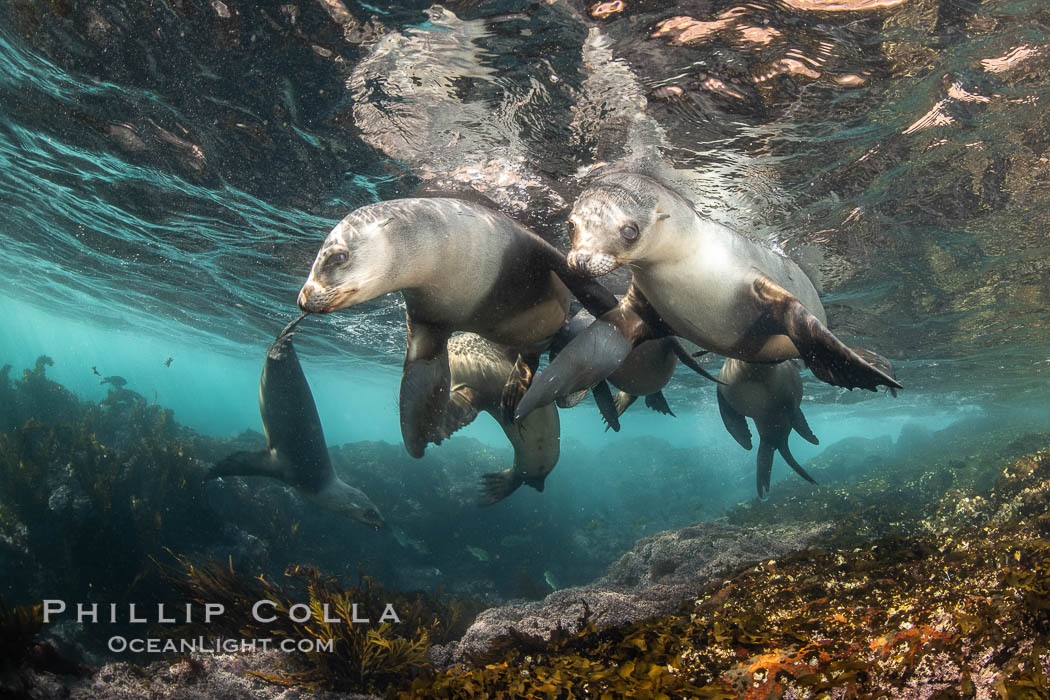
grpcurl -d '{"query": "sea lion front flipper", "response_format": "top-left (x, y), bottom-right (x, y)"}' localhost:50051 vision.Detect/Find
top-left (751, 275), bottom-right (903, 392)
top-left (792, 407), bottom-right (819, 445)
top-left (593, 380), bottom-right (621, 432)
top-left (500, 352), bottom-right (538, 424)
top-left (437, 387), bottom-right (482, 441)
top-left (400, 321), bottom-right (451, 459)
top-left (778, 439), bottom-right (818, 486)
top-left (479, 469), bottom-right (524, 506)
top-left (852, 347), bottom-right (900, 398)
top-left (669, 340), bottom-right (722, 385)
top-left (209, 449), bottom-right (287, 481)
top-left (717, 390), bottom-right (753, 450)
top-left (515, 289), bottom-right (655, 422)
top-left (644, 392), bottom-right (675, 417)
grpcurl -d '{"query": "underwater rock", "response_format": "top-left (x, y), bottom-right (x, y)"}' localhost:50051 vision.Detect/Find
top-left (430, 520), bottom-right (829, 666)
top-left (10, 652), bottom-right (380, 700)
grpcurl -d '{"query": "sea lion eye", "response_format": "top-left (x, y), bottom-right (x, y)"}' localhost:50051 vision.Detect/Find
top-left (620, 224), bottom-right (639, 241)
top-left (327, 251), bottom-right (349, 266)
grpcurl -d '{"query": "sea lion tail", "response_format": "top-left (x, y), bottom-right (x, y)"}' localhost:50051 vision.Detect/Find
top-left (479, 469), bottom-right (524, 506)
top-left (778, 440), bottom-right (818, 487)
top-left (515, 320), bottom-right (633, 422)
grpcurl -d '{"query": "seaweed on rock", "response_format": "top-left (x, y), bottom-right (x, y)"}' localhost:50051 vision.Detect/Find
top-left (401, 446), bottom-right (1050, 698)
top-left (0, 599), bottom-right (42, 669)
top-left (165, 554), bottom-right (484, 693)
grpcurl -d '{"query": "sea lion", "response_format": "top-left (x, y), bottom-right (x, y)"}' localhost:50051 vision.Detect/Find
top-left (297, 197), bottom-right (617, 458)
top-left (550, 308), bottom-right (720, 431)
top-left (436, 333), bottom-right (561, 505)
top-left (515, 171), bottom-right (900, 420)
top-left (208, 321), bottom-right (385, 529)
top-left (717, 358), bottom-right (819, 498)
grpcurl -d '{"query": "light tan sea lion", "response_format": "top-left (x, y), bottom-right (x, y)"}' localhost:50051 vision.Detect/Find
top-left (717, 358), bottom-right (819, 498)
top-left (296, 198), bottom-right (617, 458)
top-left (515, 171), bottom-right (900, 420)
top-left (438, 334), bottom-right (561, 505)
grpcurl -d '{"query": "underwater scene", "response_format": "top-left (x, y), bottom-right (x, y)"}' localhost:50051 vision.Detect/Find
top-left (2, 0), bottom-right (1050, 697)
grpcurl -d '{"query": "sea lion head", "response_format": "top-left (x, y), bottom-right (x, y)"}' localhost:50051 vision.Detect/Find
top-left (309, 480), bottom-right (387, 530)
top-left (298, 204), bottom-right (400, 313)
top-left (566, 172), bottom-right (671, 277)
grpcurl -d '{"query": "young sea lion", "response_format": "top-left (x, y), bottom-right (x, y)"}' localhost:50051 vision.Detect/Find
top-left (438, 333), bottom-right (561, 505)
top-left (515, 171), bottom-right (900, 420)
top-left (717, 358), bottom-right (819, 498)
top-left (297, 197), bottom-right (617, 458)
top-left (208, 321), bottom-right (384, 529)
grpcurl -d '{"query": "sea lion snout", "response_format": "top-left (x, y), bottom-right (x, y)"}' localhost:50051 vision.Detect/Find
top-left (298, 281), bottom-right (353, 314)
top-left (568, 248), bottom-right (620, 277)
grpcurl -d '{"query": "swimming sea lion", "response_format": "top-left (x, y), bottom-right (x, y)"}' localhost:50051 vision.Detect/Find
top-left (550, 307), bottom-right (720, 431)
top-left (437, 333), bottom-right (561, 505)
top-left (208, 322), bottom-right (385, 529)
top-left (717, 358), bottom-right (819, 498)
top-left (515, 171), bottom-right (900, 420)
top-left (297, 197), bottom-right (617, 458)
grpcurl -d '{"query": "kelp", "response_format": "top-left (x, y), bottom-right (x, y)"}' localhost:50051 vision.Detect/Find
top-left (165, 555), bottom-right (484, 693)
top-left (401, 448), bottom-right (1050, 698)
top-left (0, 599), bottom-right (42, 669)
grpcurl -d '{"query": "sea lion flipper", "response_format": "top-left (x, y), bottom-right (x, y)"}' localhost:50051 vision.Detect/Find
top-left (438, 387), bottom-right (481, 440)
top-left (751, 275), bottom-right (903, 392)
top-left (400, 322), bottom-right (451, 459)
top-left (669, 339), bottom-right (722, 385)
top-left (852, 347), bottom-right (900, 397)
top-left (209, 449), bottom-right (287, 481)
top-left (644, 392), bottom-right (675, 417)
top-left (479, 469), bottom-right (524, 506)
top-left (557, 388), bottom-right (590, 409)
top-left (500, 352), bottom-right (538, 424)
top-left (717, 390), bottom-right (753, 450)
top-left (614, 391), bottom-right (638, 417)
top-left (594, 380), bottom-right (621, 432)
top-left (779, 439), bottom-right (818, 486)
top-left (792, 407), bottom-right (819, 445)
top-left (515, 319), bottom-right (638, 422)
top-left (756, 440), bottom-right (775, 499)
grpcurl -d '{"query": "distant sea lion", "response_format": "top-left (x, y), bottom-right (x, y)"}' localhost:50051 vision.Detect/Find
top-left (208, 320), bottom-right (384, 529)
top-left (515, 171), bottom-right (900, 420)
top-left (436, 334), bottom-right (561, 505)
top-left (550, 308), bottom-right (720, 431)
top-left (297, 197), bottom-right (617, 458)
top-left (717, 358), bottom-right (819, 498)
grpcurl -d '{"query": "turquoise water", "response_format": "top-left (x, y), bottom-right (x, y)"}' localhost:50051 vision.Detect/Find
top-left (2, 0), bottom-right (1050, 673)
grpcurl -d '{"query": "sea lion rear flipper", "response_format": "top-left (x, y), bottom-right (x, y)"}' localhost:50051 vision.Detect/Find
top-left (593, 380), bottom-right (621, 432)
top-left (400, 321), bottom-right (451, 459)
top-left (479, 469), bottom-right (524, 506)
top-left (438, 387), bottom-right (481, 441)
top-left (717, 390), bottom-right (753, 450)
top-left (644, 392), bottom-right (675, 417)
top-left (557, 388), bottom-right (590, 409)
top-left (756, 440), bottom-right (775, 498)
top-left (778, 439), bottom-right (818, 486)
top-left (614, 391), bottom-right (637, 417)
top-left (209, 449), bottom-right (287, 481)
top-left (515, 291), bottom-right (655, 422)
top-left (669, 340), bottom-right (722, 385)
top-left (852, 347), bottom-right (899, 397)
top-left (751, 275), bottom-right (903, 392)
top-left (792, 407), bottom-right (819, 445)
top-left (500, 352), bottom-right (538, 424)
